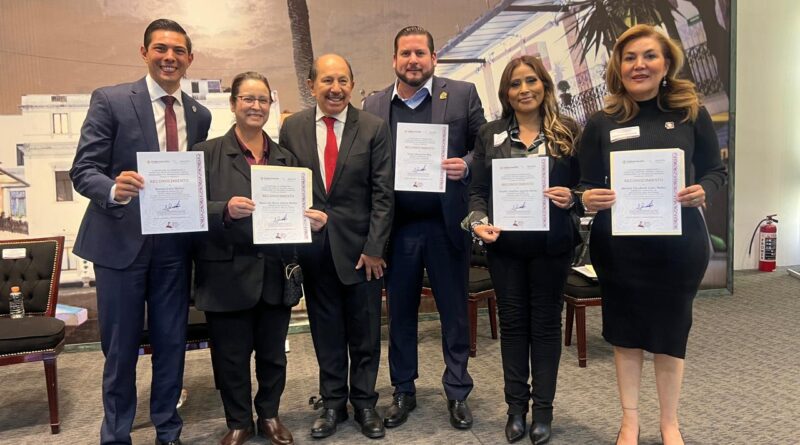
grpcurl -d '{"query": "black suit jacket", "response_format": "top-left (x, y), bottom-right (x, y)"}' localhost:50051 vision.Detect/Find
top-left (70, 77), bottom-right (211, 269)
top-left (469, 116), bottom-right (581, 255)
top-left (279, 106), bottom-right (394, 285)
top-left (363, 76), bottom-right (486, 250)
top-left (191, 127), bottom-right (292, 312)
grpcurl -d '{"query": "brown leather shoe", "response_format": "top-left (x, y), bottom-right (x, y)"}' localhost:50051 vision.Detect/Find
top-left (258, 417), bottom-right (294, 445)
top-left (219, 425), bottom-right (254, 445)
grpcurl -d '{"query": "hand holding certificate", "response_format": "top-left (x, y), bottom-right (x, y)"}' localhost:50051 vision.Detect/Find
top-left (251, 166), bottom-right (313, 244)
top-left (137, 151), bottom-right (207, 234)
top-left (491, 157), bottom-right (550, 231)
top-left (394, 122), bottom-right (448, 193)
top-left (610, 148), bottom-right (684, 236)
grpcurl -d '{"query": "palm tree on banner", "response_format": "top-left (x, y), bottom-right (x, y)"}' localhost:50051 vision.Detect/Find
top-left (287, 0), bottom-right (315, 108)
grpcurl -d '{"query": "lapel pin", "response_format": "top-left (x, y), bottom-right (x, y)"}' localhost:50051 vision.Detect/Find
top-left (439, 92), bottom-right (447, 100)
top-left (665, 121), bottom-right (674, 129)
top-left (192, 105), bottom-right (197, 113)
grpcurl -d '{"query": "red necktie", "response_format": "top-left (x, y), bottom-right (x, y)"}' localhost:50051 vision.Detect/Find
top-left (322, 116), bottom-right (338, 192)
top-left (161, 96), bottom-right (178, 151)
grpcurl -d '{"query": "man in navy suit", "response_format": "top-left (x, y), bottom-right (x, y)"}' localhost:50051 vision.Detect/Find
top-left (363, 26), bottom-right (486, 430)
top-left (70, 19), bottom-right (211, 445)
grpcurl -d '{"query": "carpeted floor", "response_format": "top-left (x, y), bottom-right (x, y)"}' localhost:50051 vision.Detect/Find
top-left (0, 270), bottom-right (798, 444)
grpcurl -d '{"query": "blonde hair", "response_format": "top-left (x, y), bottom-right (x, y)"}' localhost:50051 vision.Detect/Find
top-left (604, 24), bottom-right (700, 123)
top-left (498, 55), bottom-right (577, 157)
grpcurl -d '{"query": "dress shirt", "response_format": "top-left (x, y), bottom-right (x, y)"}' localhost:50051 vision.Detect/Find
top-left (391, 77), bottom-right (433, 110)
top-left (314, 105), bottom-right (348, 187)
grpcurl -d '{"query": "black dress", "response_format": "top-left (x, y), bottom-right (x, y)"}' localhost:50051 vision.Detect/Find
top-left (578, 99), bottom-right (726, 358)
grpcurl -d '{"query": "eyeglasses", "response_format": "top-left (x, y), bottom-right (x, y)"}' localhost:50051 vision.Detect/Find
top-left (237, 96), bottom-right (271, 105)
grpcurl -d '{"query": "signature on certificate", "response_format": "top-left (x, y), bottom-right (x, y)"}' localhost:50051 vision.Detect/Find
top-left (273, 214), bottom-right (288, 223)
top-left (413, 165), bottom-right (427, 173)
top-left (636, 200), bottom-right (655, 210)
top-left (512, 201), bottom-right (527, 211)
top-left (163, 200), bottom-right (181, 211)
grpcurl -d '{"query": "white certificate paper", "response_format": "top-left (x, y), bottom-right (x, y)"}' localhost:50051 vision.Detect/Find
top-left (394, 122), bottom-right (448, 193)
top-left (137, 151), bottom-right (207, 235)
top-left (251, 166), bottom-right (313, 244)
top-left (610, 148), bottom-right (685, 236)
top-left (491, 157), bottom-right (549, 231)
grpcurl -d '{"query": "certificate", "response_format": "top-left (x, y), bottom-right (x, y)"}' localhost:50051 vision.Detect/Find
top-left (251, 165), bottom-right (313, 244)
top-left (610, 148), bottom-right (685, 236)
top-left (137, 151), bottom-right (207, 235)
top-left (491, 157), bottom-right (549, 231)
top-left (394, 122), bottom-right (448, 193)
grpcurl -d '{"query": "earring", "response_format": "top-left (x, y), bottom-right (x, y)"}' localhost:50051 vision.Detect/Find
top-left (661, 77), bottom-right (668, 87)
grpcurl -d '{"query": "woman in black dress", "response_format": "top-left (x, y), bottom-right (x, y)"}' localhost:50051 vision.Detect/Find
top-left (578, 25), bottom-right (726, 445)
top-left (465, 55), bottom-right (581, 445)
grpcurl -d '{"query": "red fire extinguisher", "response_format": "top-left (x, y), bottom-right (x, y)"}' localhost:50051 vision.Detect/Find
top-left (748, 214), bottom-right (778, 272)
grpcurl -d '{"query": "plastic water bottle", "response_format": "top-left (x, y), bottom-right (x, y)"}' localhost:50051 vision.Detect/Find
top-left (9, 286), bottom-right (24, 319)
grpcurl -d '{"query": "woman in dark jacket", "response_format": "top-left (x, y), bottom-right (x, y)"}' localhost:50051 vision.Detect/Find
top-left (191, 72), bottom-right (326, 445)
top-left (465, 56), bottom-right (581, 445)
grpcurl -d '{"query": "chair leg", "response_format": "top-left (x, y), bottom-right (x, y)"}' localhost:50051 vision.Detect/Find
top-left (468, 297), bottom-right (478, 357)
top-left (576, 304), bottom-right (588, 368)
top-left (564, 300), bottom-right (574, 347)
top-left (43, 357), bottom-right (60, 434)
top-left (488, 296), bottom-right (498, 339)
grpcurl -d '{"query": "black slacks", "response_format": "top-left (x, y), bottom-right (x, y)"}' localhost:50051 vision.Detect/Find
top-left (205, 300), bottom-right (291, 429)
top-left (487, 250), bottom-right (571, 422)
top-left (304, 244), bottom-right (383, 410)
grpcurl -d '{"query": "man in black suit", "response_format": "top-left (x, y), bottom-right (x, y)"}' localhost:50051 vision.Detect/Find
top-left (278, 53), bottom-right (394, 440)
top-left (70, 19), bottom-right (211, 445)
top-left (363, 25), bottom-right (486, 430)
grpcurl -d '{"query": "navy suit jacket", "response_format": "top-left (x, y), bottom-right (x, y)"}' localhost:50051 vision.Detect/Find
top-left (70, 77), bottom-right (212, 269)
top-left (363, 76), bottom-right (486, 250)
top-left (279, 105), bottom-right (394, 285)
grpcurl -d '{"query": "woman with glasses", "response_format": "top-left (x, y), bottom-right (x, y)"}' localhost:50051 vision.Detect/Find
top-left (191, 71), bottom-right (327, 445)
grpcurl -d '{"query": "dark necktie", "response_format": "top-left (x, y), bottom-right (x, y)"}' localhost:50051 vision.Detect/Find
top-left (161, 96), bottom-right (178, 151)
top-left (322, 116), bottom-right (338, 192)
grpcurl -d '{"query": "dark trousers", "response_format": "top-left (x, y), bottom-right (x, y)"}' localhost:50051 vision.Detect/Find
top-left (304, 246), bottom-right (383, 410)
top-left (487, 250), bottom-right (571, 422)
top-left (206, 300), bottom-right (291, 428)
top-left (386, 218), bottom-right (473, 400)
top-left (94, 236), bottom-right (189, 445)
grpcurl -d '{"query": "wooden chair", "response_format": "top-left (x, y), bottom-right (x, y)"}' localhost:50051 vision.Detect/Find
top-left (421, 244), bottom-right (498, 357)
top-left (0, 236), bottom-right (66, 433)
top-left (563, 272), bottom-right (601, 367)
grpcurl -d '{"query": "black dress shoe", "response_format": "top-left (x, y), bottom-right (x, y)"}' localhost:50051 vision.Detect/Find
top-left (447, 399), bottom-right (473, 430)
top-left (505, 413), bottom-right (526, 443)
top-left (354, 407), bottom-right (386, 439)
top-left (310, 407), bottom-right (348, 439)
top-left (530, 421), bottom-right (551, 445)
top-left (155, 440), bottom-right (182, 445)
top-left (384, 393), bottom-right (417, 428)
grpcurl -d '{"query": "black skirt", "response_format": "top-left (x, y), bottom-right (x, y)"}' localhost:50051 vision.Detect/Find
top-left (589, 207), bottom-right (710, 358)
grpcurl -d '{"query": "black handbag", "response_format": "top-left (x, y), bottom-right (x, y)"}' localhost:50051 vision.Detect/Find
top-left (283, 261), bottom-right (304, 307)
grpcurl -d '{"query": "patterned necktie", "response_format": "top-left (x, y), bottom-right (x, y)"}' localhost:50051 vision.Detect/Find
top-left (322, 116), bottom-right (338, 192)
top-left (161, 96), bottom-right (178, 151)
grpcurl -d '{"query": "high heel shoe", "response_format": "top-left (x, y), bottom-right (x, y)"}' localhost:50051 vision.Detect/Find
top-left (614, 427), bottom-right (640, 445)
top-left (660, 429), bottom-right (685, 445)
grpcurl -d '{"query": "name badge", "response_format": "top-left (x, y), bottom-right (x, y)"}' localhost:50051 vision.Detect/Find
top-left (493, 132), bottom-right (508, 147)
top-left (609, 126), bottom-right (640, 143)
top-left (2, 248), bottom-right (26, 259)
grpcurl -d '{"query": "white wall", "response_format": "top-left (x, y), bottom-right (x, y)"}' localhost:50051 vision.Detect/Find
top-left (734, 0), bottom-right (800, 269)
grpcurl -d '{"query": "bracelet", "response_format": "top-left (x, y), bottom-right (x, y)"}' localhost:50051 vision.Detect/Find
top-left (469, 221), bottom-right (487, 246)
top-left (579, 191), bottom-right (589, 212)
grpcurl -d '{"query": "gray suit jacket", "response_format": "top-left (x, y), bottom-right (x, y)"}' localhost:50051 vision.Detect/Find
top-left (363, 76), bottom-right (486, 250)
top-left (279, 105), bottom-right (394, 285)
